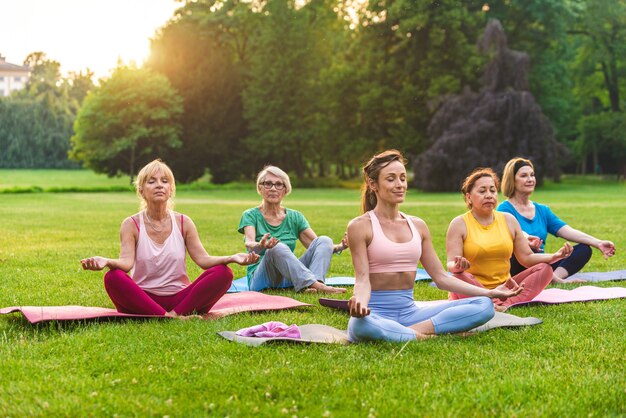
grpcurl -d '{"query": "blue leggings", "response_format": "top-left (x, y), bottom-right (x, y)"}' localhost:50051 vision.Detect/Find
top-left (348, 290), bottom-right (494, 343)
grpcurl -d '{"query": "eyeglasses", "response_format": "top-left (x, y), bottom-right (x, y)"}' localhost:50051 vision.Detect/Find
top-left (261, 181), bottom-right (285, 190)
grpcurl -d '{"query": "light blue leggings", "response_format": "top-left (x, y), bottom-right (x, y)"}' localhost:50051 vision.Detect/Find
top-left (348, 289), bottom-right (494, 343)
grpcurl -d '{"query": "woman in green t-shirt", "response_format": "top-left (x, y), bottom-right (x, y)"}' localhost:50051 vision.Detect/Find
top-left (238, 166), bottom-right (347, 293)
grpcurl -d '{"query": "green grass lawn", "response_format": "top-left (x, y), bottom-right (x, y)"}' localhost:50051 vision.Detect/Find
top-left (0, 169), bottom-right (132, 189)
top-left (0, 173), bottom-right (624, 416)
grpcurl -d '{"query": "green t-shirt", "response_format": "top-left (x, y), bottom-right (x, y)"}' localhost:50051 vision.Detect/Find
top-left (237, 207), bottom-right (310, 282)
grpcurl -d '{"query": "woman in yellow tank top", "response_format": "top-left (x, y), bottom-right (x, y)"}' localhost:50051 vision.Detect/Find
top-left (446, 168), bottom-right (573, 310)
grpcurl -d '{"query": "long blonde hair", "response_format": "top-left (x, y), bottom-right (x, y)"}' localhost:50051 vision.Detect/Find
top-left (134, 159), bottom-right (176, 211)
top-left (360, 150), bottom-right (407, 213)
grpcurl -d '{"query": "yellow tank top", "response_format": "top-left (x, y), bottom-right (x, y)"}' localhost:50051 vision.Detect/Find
top-left (462, 211), bottom-right (514, 289)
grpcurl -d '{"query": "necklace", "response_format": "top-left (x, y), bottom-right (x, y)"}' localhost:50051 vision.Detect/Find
top-left (145, 212), bottom-right (169, 233)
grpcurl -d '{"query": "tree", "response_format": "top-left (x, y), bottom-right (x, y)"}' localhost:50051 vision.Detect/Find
top-left (485, 0), bottom-right (580, 143)
top-left (577, 113), bottom-right (626, 178)
top-left (570, 0), bottom-right (626, 113)
top-left (0, 52), bottom-right (79, 168)
top-left (242, 0), bottom-right (323, 178)
top-left (148, 9), bottom-right (252, 183)
top-left (353, 0), bottom-right (486, 157)
top-left (70, 65), bottom-right (183, 183)
top-left (413, 20), bottom-right (567, 191)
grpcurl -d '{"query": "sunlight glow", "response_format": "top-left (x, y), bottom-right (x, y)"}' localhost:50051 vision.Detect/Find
top-left (1, 0), bottom-right (180, 81)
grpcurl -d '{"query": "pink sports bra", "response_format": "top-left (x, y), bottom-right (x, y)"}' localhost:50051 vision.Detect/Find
top-left (366, 211), bottom-right (422, 274)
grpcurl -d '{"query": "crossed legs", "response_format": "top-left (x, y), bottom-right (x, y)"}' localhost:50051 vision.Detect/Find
top-left (104, 265), bottom-right (233, 316)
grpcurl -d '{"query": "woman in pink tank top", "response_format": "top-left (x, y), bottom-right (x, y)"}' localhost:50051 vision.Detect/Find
top-left (347, 150), bottom-right (524, 343)
top-left (80, 159), bottom-right (258, 317)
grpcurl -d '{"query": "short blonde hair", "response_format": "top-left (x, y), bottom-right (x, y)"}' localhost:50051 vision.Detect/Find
top-left (134, 159), bottom-right (176, 210)
top-left (256, 165), bottom-right (292, 196)
top-left (501, 157), bottom-right (534, 198)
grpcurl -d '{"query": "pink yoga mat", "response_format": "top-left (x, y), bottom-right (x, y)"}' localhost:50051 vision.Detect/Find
top-left (508, 286), bottom-right (626, 307)
top-left (0, 292), bottom-right (311, 324)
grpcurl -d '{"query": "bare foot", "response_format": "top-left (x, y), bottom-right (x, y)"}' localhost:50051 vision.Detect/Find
top-left (164, 311), bottom-right (203, 320)
top-left (563, 278), bottom-right (587, 284)
top-left (414, 331), bottom-right (436, 341)
top-left (303, 288), bottom-right (318, 294)
top-left (494, 304), bottom-right (508, 313)
top-left (308, 282), bottom-right (346, 294)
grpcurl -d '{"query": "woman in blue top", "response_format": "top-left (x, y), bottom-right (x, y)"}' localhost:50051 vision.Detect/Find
top-left (238, 165), bottom-right (347, 293)
top-left (497, 157), bottom-right (616, 283)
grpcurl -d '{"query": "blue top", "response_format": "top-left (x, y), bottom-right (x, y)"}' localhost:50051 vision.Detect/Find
top-left (497, 200), bottom-right (566, 250)
top-left (237, 207), bottom-right (310, 282)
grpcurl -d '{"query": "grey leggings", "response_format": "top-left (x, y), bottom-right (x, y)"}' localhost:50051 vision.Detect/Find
top-left (249, 236), bottom-right (334, 292)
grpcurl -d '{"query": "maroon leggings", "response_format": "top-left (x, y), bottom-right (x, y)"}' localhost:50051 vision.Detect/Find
top-left (104, 265), bottom-right (233, 315)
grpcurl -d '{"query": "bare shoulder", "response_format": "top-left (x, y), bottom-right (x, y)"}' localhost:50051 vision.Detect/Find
top-left (406, 214), bottom-right (427, 228)
top-left (447, 215), bottom-right (467, 235)
top-left (501, 212), bottom-right (520, 232)
top-left (122, 215), bottom-right (138, 229)
top-left (449, 214), bottom-right (465, 226)
top-left (500, 212), bottom-right (515, 221)
top-left (347, 214), bottom-right (372, 236)
top-left (120, 216), bottom-right (139, 240)
top-left (348, 213), bottom-right (371, 228)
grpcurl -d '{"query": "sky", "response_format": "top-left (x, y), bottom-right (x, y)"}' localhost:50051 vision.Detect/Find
top-left (0, 0), bottom-right (181, 80)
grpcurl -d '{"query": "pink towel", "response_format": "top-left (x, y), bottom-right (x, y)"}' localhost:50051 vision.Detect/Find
top-left (236, 321), bottom-right (301, 339)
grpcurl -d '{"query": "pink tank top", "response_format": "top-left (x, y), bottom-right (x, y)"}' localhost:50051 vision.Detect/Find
top-left (131, 210), bottom-right (190, 296)
top-left (367, 211), bottom-right (422, 274)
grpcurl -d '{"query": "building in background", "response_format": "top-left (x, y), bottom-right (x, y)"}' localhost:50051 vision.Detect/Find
top-left (0, 54), bottom-right (30, 96)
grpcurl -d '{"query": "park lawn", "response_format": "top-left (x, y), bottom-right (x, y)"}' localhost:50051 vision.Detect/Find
top-left (0, 181), bottom-right (625, 416)
top-left (0, 169), bottom-right (132, 190)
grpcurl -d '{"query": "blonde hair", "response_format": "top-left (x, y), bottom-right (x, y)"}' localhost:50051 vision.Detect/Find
top-left (134, 159), bottom-right (176, 211)
top-left (461, 167), bottom-right (500, 209)
top-left (501, 157), bottom-right (534, 198)
top-left (361, 149), bottom-right (407, 213)
top-left (256, 165), bottom-right (292, 196)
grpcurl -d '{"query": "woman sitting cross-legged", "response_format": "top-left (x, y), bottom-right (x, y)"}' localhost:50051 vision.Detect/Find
top-left (497, 157), bottom-right (616, 283)
top-left (238, 165), bottom-right (347, 294)
top-left (446, 168), bottom-right (573, 311)
top-left (347, 150), bottom-right (523, 343)
top-left (81, 159), bottom-right (258, 318)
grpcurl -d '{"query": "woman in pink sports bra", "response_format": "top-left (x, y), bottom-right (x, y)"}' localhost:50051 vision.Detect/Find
top-left (81, 159), bottom-right (258, 318)
top-left (347, 150), bottom-right (523, 342)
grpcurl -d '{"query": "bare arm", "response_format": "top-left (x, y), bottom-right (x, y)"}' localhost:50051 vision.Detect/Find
top-left (347, 217), bottom-right (372, 317)
top-left (506, 214), bottom-right (573, 267)
top-left (186, 216), bottom-right (258, 268)
top-left (445, 216), bottom-right (469, 273)
top-left (81, 217), bottom-right (137, 272)
top-left (556, 225), bottom-right (615, 259)
top-left (299, 228), bottom-right (348, 253)
top-left (433, 218), bottom-right (521, 299)
top-left (299, 228), bottom-right (318, 249)
top-left (243, 225), bottom-right (280, 254)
